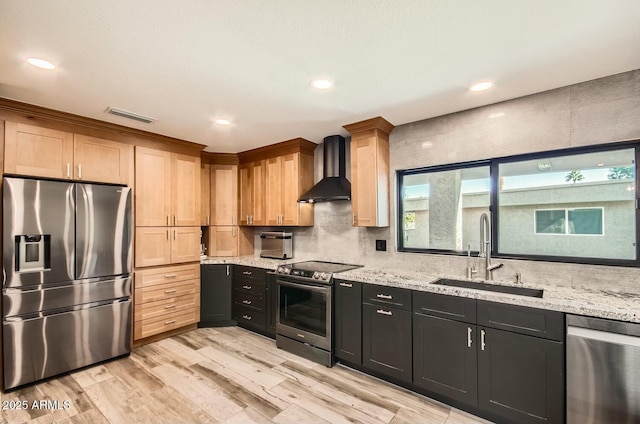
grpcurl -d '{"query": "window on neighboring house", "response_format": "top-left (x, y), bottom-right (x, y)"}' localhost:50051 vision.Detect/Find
top-left (397, 144), bottom-right (638, 265)
top-left (534, 208), bottom-right (604, 235)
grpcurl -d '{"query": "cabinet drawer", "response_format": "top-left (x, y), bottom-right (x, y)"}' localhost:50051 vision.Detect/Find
top-left (363, 284), bottom-right (412, 311)
top-left (233, 291), bottom-right (265, 312)
top-left (413, 291), bottom-right (477, 324)
top-left (134, 307), bottom-right (200, 340)
top-left (233, 279), bottom-right (265, 296)
top-left (135, 279), bottom-right (199, 305)
top-left (135, 293), bottom-right (200, 322)
top-left (233, 265), bottom-right (266, 281)
top-left (135, 263), bottom-right (200, 288)
top-left (233, 305), bottom-right (266, 331)
top-left (477, 300), bottom-right (564, 341)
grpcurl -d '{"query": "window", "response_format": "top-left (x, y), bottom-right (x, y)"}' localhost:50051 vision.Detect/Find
top-left (398, 164), bottom-right (490, 252)
top-left (534, 208), bottom-right (604, 235)
top-left (398, 144), bottom-right (638, 265)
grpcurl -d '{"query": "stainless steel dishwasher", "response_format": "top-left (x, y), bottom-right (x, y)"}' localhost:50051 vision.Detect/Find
top-left (567, 314), bottom-right (640, 423)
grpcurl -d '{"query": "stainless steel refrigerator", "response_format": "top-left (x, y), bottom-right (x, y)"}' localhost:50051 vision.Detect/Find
top-left (2, 177), bottom-right (132, 390)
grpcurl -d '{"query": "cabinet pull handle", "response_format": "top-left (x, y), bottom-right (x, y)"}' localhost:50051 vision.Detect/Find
top-left (164, 273), bottom-right (177, 278)
top-left (246, 215), bottom-right (249, 224)
top-left (167, 215), bottom-right (170, 226)
top-left (481, 329), bottom-right (486, 351)
top-left (242, 271), bottom-right (252, 275)
top-left (242, 315), bottom-right (252, 320)
top-left (339, 282), bottom-right (353, 288)
top-left (353, 214), bottom-right (356, 226)
top-left (232, 216), bottom-right (236, 225)
top-left (206, 215), bottom-right (210, 225)
top-left (166, 229), bottom-right (169, 240)
top-left (164, 319), bottom-right (176, 325)
top-left (467, 327), bottom-right (473, 348)
top-left (232, 227), bottom-right (237, 237)
top-left (242, 285), bottom-right (252, 290)
top-left (66, 163), bottom-right (70, 178)
top-left (174, 229), bottom-right (177, 240)
top-left (250, 215), bottom-right (253, 225)
top-left (165, 304), bottom-right (176, 309)
top-left (164, 289), bottom-right (177, 293)
top-left (174, 215), bottom-right (177, 226)
top-left (78, 164), bottom-right (82, 179)
top-left (376, 309), bottom-right (392, 316)
top-left (226, 265), bottom-right (230, 276)
top-left (376, 294), bottom-right (392, 300)
top-left (242, 300), bottom-right (252, 305)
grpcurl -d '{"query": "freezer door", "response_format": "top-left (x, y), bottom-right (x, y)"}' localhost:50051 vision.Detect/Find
top-left (3, 178), bottom-right (74, 288)
top-left (3, 299), bottom-right (131, 390)
top-left (75, 184), bottom-right (132, 279)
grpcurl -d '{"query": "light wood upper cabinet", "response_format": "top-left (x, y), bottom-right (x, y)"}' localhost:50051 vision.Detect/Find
top-left (263, 152), bottom-right (314, 226)
top-left (265, 156), bottom-right (283, 226)
top-left (136, 147), bottom-right (173, 227)
top-left (344, 117), bottom-right (394, 228)
top-left (238, 160), bottom-right (265, 226)
top-left (201, 162), bottom-right (210, 226)
top-left (173, 154), bottom-right (201, 226)
top-left (73, 134), bottom-right (132, 185)
top-left (211, 164), bottom-right (237, 225)
top-left (135, 226), bottom-right (201, 267)
top-left (4, 122), bottom-right (132, 185)
top-left (135, 147), bottom-right (201, 227)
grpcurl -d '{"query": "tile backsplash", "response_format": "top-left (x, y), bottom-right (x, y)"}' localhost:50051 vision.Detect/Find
top-left (254, 69), bottom-right (640, 294)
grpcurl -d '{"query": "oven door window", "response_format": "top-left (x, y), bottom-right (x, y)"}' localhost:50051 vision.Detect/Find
top-left (279, 283), bottom-right (327, 337)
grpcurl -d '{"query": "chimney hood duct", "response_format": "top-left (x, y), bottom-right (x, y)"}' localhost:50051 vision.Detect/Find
top-left (298, 135), bottom-right (351, 203)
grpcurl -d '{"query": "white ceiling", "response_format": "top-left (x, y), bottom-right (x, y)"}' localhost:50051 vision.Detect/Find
top-left (1, 1), bottom-right (639, 153)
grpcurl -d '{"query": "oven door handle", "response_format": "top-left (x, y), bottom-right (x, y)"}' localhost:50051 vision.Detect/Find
top-left (276, 278), bottom-right (330, 292)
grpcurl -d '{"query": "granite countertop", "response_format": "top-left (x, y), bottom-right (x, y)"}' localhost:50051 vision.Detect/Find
top-left (201, 256), bottom-right (640, 324)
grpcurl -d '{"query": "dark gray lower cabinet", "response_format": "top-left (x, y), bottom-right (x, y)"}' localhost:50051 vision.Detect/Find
top-left (266, 272), bottom-right (277, 338)
top-left (362, 302), bottom-right (412, 383)
top-left (413, 313), bottom-right (478, 406)
top-left (478, 327), bottom-right (564, 424)
top-left (334, 280), bottom-right (362, 365)
top-left (199, 264), bottom-right (233, 326)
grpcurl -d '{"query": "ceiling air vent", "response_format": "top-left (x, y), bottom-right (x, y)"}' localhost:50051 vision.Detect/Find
top-left (105, 107), bottom-right (156, 123)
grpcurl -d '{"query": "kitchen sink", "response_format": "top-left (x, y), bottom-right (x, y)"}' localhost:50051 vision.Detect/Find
top-left (432, 278), bottom-right (544, 298)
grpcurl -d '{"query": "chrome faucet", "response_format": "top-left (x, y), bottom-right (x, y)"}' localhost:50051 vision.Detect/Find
top-left (479, 213), bottom-right (503, 280)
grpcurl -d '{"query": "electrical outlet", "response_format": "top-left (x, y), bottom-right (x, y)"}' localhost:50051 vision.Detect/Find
top-left (375, 240), bottom-right (387, 251)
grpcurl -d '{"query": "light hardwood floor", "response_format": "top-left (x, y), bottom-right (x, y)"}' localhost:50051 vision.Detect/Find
top-left (1, 327), bottom-right (491, 424)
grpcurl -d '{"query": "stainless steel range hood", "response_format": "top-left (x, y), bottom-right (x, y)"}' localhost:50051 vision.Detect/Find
top-left (298, 135), bottom-right (351, 203)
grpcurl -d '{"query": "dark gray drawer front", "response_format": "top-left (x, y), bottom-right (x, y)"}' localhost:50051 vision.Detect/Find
top-left (363, 284), bottom-right (412, 311)
top-left (413, 291), bottom-right (477, 324)
top-left (233, 305), bottom-right (266, 331)
top-left (233, 266), bottom-right (266, 281)
top-left (233, 279), bottom-right (265, 296)
top-left (477, 301), bottom-right (564, 341)
top-left (233, 291), bottom-right (265, 312)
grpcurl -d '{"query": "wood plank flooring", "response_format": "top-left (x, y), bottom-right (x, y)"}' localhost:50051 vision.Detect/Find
top-left (1, 327), bottom-right (491, 424)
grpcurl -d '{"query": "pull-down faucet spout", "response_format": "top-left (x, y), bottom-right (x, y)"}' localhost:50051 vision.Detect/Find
top-left (479, 213), bottom-right (503, 280)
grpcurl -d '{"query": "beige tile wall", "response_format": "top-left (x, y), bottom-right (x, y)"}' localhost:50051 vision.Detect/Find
top-left (256, 70), bottom-right (640, 293)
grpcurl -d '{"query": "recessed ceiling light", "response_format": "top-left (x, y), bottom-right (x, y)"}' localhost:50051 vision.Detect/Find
top-left (596, 163), bottom-right (605, 167)
top-left (27, 57), bottom-right (56, 70)
top-left (312, 79), bottom-right (332, 90)
top-left (215, 118), bottom-right (231, 125)
top-left (470, 81), bottom-right (493, 92)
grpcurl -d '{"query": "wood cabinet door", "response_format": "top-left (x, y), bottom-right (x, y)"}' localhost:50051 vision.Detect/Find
top-left (281, 153), bottom-right (300, 226)
top-left (171, 226), bottom-right (201, 263)
top-left (135, 227), bottom-right (171, 267)
top-left (207, 226), bottom-right (238, 257)
top-left (362, 303), bottom-right (412, 383)
top-left (4, 121), bottom-right (74, 179)
top-left (74, 134), bottom-right (132, 185)
top-left (351, 136), bottom-right (378, 227)
top-left (413, 314), bottom-right (478, 407)
top-left (211, 164), bottom-right (237, 225)
top-left (201, 163), bottom-right (211, 225)
top-left (135, 147), bottom-right (172, 226)
top-left (172, 154), bottom-right (201, 226)
top-left (238, 163), bottom-right (252, 226)
top-left (265, 156), bottom-right (282, 226)
top-left (250, 160), bottom-right (266, 225)
top-left (335, 280), bottom-right (362, 365)
top-left (477, 328), bottom-right (564, 424)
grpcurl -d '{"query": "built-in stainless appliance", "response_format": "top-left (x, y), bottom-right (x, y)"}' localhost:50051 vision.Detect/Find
top-left (260, 232), bottom-right (292, 259)
top-left (566, 314), bottom-right (640, 423)
top-left (275, 261), bottom-right (361, 366)
top-left (2, 177), bottom-right (132, 390)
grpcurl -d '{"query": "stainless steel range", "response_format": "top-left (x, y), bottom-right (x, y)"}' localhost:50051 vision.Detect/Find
top-left (275, 261), bottom-right (361, 366)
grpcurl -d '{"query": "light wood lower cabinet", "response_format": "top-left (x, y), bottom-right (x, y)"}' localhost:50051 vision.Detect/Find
top-left (135, 226), bottom-right (201, 267)
top-left (134, 263), bottom-right (200, 340)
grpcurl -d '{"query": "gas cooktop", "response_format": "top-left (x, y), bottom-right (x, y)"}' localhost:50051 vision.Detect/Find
top-left (275, 261), bottom-right (362, 282)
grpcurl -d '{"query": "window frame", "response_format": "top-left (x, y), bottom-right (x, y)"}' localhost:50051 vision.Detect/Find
top-left (396, 140), bottom-right (640, 267)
